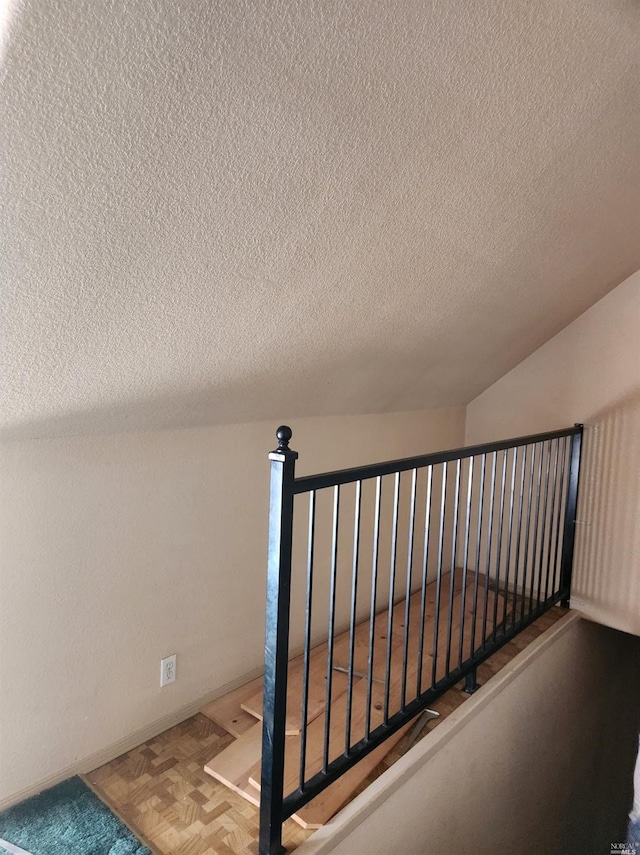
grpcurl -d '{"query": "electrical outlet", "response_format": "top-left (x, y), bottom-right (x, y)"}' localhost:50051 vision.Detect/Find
top-left (160, 654), bottom-right (177, 687)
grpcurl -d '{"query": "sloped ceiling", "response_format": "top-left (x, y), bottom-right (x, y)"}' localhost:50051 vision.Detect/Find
top-left (1, 0), bottom-right (639, 439)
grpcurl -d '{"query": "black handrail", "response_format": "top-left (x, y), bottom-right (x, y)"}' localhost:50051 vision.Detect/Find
top-left (259, 423), bottom-right (583, 855)
top-left (293, 426), bottom-right (579, 493)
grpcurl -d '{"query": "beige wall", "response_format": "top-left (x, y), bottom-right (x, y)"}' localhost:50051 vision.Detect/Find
top-left (0, 406), bottom-right (464, 806)
top-left (466, 270), bottom-right (640, 633)
top-left (465, 270), bottom-right (639, 444)
top-left (297, 616), bottom-right (640, 855)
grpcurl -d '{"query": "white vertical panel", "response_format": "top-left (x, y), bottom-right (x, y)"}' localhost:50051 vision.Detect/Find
top-left (572, 392), bottom-right (640, 634)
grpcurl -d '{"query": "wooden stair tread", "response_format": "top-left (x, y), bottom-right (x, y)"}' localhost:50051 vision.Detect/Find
top-left (249, 720), bottom-right (413, 829)
top-left (249, 677), bottom-right (400, 795)
top-left (227, 771), bottom-right (261, 807)
top-left (203, 721), bottom-right (263, 802)
top-left (200, 676), bottom-right (264, 737)
top-left (202, 677), bottom-right (383, 822)
top-left (240, 644), bottom-right (350, 736)
top-left (332, 580), bottom-right (503, 692)
top-left (248, 676), bottom-right (414, 828)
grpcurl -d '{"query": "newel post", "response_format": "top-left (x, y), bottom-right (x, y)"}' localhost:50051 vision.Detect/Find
top-left (560, 424), bottom-right (583, 607)
top-left (259, 426), bottom-right (298, 855)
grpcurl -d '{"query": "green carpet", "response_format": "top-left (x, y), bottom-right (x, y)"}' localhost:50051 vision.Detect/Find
top-left (0, 778), bottom-right (151, 855)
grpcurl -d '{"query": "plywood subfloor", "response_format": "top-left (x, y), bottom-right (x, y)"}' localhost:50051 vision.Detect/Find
top-left (86, 606), bottom-right (566, 855)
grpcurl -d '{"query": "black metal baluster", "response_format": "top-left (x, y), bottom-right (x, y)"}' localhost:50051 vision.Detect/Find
top-left (299, 490), bottom-right (316, 793)
top-left (365, 477), bottom-right (382, 740)
top-left (560, 426), bottom-right (583, 606)
top-left (501, 447), bottom-right (518, 627)
top-left (458, 457), bottom-right (474, 668)
top-left (536, 442), bottom-right (552, 609)
top-left (511, 444), bottom-right (527, 630)
top-left (481, 453), bottom-right (497, 649)
top-left (469, 454), bottom-right (486, 657)
top-left (260, 427), bottom-right (297, 855)
top-left (384, 473), bottom-right (401, 722)
top-left (401, 469), bottom-right (418, 710)
top-left (491, 450), bottom-right (508, 641)
top-left (431, 462), bottom-right (448, 686)
top-left (543, 439), bottom-right (560, 604)
top-left (529, 442), bottom-right (545, 614)
top-left (551, 437), bottom-right (568, 597)
top-left (345, 481), bottom-right (362, 755)
top-left (520, 444), bottom-right (535, 622)
top-left (445, 459), bottom-right (461, 675)
top-left (322, 485), bottom-right (340, 773)
top-left (417, 465), bottom-right (433, 697)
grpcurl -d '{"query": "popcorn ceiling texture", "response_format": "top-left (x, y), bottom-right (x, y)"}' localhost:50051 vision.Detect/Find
top-left (1, 0), bottom-right (639, 438)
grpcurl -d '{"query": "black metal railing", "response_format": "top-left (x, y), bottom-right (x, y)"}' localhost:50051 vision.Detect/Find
top-left (259, 424), bottom-right (583, 854)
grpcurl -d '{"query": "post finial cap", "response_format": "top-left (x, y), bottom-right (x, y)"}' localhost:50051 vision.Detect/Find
top-left (269, 425), bottom-right (297, 459)
top-left (275, 425), bottom-right (293, 450)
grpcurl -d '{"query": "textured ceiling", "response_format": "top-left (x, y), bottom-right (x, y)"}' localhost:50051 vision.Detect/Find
top-left (1, 0), bottom-right (639, 439)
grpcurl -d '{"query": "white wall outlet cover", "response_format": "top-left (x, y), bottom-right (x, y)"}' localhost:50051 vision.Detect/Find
top-left (160, 654), bottom-right (177, 687)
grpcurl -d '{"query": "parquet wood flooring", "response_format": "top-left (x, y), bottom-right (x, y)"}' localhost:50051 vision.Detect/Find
top-left (87, 606), bottom-right (567, 855)
top-left (86, 714), bottom-right (311, 855)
